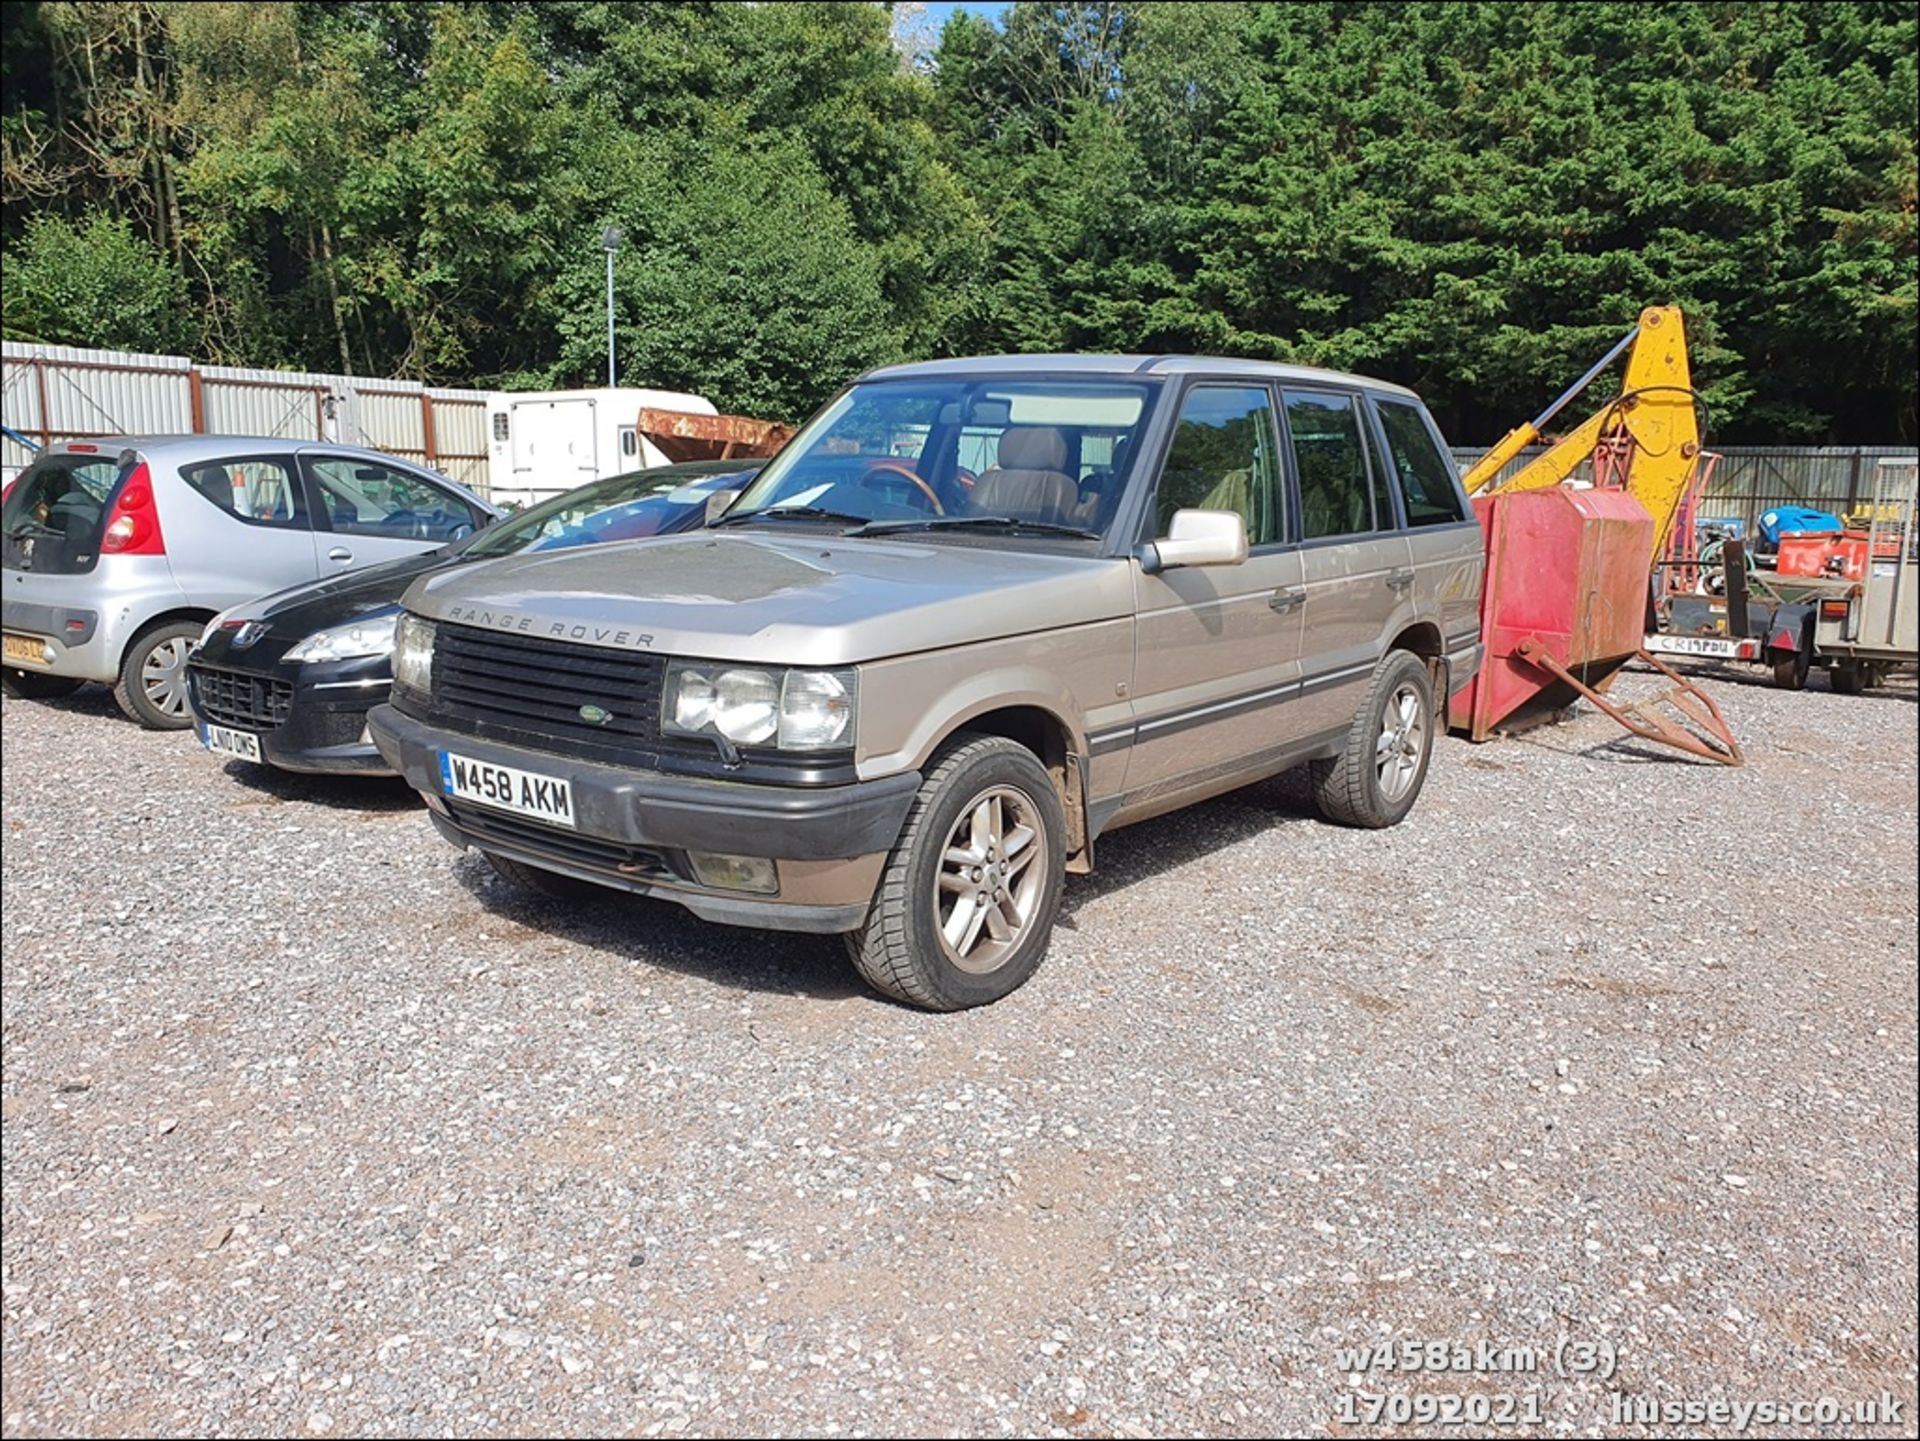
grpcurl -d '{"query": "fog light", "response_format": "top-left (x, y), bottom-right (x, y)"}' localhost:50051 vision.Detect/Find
top-left (687, 852), bottom-right (778, 895)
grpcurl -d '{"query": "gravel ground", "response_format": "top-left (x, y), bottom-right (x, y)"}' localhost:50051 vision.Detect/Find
top-left (3, 665), bottom-right (1915, 1439)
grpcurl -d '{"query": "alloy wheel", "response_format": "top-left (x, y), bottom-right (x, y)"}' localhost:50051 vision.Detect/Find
top-left (932, 784), bottom-right (1049, 975)
top-left (1375, 682), bottom-right (1425, 802)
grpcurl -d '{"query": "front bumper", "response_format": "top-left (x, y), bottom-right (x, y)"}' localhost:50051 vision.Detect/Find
top-left (368, 703), bottom-right (920, 933)
top-left (188, 659), bottom-right (395, 776)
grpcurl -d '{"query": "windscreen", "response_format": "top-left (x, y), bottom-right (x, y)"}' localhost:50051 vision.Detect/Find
top-left (729, 379), bottom-right (1153, 534)
top-left (463, 466), bottom-right (755, 558)
top-left (2, 451), bottom-right (131, 575)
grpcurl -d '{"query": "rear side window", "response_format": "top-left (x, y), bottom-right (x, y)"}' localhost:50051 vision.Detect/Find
top-left (1154, 385), bottom-right (1283, 546)
top-left (1377, 399), bottom-right (1468, 527)
top-left (1, 452), bottom-right (127, 574)
top-left (181, 456), bottom-right (306, 529)
top-left (1286, 391), bottom-right (1385, 539)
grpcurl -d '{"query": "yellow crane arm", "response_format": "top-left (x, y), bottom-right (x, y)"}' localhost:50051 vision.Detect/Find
top-left (1463, 306), bottom-right (1702, 557)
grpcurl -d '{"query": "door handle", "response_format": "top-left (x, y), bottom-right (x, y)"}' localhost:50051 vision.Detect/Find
top-left (328, 546), bottom-right (353, 564)
top-left (1386, 567), bottom-right (1415, 590)
top-left (1268, 588), bottom-right (1304, 613)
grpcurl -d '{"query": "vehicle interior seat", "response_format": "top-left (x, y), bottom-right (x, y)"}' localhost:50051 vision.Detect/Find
top-left (1298, 453), bottom-right (1367, 538)
top-left (189, 465), bottom-right (233, 510)
top-left (969, 426), bottom-right (1078, 525)
top-left (1073, 432), bottom-right (1135, 530)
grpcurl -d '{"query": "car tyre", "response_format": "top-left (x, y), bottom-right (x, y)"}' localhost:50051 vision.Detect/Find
top-left (1829, 660), bottom-right (1865, 695)
top-left (112, 620), bottom-right (204, 729)
top-left (1310, 649), bottom-right (1436, 829)
top-left (846, 733), bottom-right (1066, 1011)
top-left (2, 668), bottom-right (85, 701)
top-left (483, 851), bottom-right (609, 901)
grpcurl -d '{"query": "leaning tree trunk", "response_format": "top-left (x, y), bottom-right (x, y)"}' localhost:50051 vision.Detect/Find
top-left (317, 220), bottom-right (354, 376)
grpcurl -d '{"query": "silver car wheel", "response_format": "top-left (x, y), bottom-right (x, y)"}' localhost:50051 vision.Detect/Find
top-left (933, 784), bottom-right (1048, 975)
top-left (141, 636), bottom-right (194, 718)
top-left (1375, 682), bottom-right (1425, 802)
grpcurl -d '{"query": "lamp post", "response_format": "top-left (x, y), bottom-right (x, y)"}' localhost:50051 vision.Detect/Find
top-left (601, 225), bottom-right (624, 388)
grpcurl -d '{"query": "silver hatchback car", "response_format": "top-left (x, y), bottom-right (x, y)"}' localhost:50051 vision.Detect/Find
top-left (2, 436), bottom-right (496, 727)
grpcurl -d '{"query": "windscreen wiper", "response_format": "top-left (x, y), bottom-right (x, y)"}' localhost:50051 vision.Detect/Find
top-left (711, 505), bottom-right (872, 530)
top-left (850, 514), bottom-right (1102, 540)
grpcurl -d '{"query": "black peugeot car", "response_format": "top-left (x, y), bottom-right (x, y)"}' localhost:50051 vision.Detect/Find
top-left (186, 460), bottom-right (758, 776)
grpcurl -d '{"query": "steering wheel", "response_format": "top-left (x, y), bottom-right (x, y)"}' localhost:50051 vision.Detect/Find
top-left (857, 461), bottom-right (944, 514)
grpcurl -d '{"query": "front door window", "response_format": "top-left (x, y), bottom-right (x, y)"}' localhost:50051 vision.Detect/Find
top-left (1154, 385), bottom-right (1284, 546)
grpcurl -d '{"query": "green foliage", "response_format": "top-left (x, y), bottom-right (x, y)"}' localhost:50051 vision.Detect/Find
top-left (1, 210), bottom-right (194, 351)
top-left (549, 133), bottom-right (902, 417)
top-left (933, 1), bottom-right (1916, 442)
top-left (0, 1), bottom-right (1911, 440)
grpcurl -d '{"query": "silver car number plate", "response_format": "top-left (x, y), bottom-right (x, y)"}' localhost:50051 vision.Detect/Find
top-left (440, 751), bottom-right (576, 829)
top-left (201, 722), bottom-right (263, 763)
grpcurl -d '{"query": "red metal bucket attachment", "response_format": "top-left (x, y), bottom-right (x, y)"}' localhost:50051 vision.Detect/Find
top-left (1450, 487), bottom-right (1657, 741)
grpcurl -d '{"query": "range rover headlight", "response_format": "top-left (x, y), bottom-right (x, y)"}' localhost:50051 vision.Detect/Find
top-left (285, 610), bottom-right (400, 665)
top-left (665, 663), bottom-right (856, 751)
top-left (392, 615), bottom-right (436, 697)
top-left (778, 668), bottom-right (855, 750)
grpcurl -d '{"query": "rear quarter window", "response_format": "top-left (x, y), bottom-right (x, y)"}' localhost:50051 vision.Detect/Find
top-left (1376, 399), bottom-right (1468, 527)
top-left (180, 456), bottom-right (307, 528)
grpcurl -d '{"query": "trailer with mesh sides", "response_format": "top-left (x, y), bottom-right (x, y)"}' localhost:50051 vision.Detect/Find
top-left (1806, 457), bottom-right (1918, 693)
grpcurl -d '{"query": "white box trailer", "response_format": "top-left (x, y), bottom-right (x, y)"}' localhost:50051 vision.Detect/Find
top-left (485, 386), bottom-right (719, 507)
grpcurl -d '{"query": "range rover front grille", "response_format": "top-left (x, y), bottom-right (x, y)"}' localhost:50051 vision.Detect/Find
top-left (429, 623), bottom-right (672, 765)
top-left (190, 665), bottom-right (293, 730)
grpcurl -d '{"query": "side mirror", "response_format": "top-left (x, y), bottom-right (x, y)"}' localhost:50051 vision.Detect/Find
top-left (704, 488), bottom-right (743, 526)
top-left (1141, 508), bottom-right (1249, 573)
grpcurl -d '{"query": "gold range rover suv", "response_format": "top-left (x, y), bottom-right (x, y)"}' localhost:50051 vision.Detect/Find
top-left (369, 356), bottom-right (1485, 1009)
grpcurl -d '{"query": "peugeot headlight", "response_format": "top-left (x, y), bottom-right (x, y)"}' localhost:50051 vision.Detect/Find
top-left (285, 610), bottom-right (400, 665)
top-left (392, 615), bottom-right (437, 697)
top-left (664, 663), bottom-right (856, 751)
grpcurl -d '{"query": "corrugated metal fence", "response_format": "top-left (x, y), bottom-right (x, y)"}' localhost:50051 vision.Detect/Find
top-left (1, 342), bottom-right (491, 494)
top-left (1450, 444), bottom-right (1919, 535)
